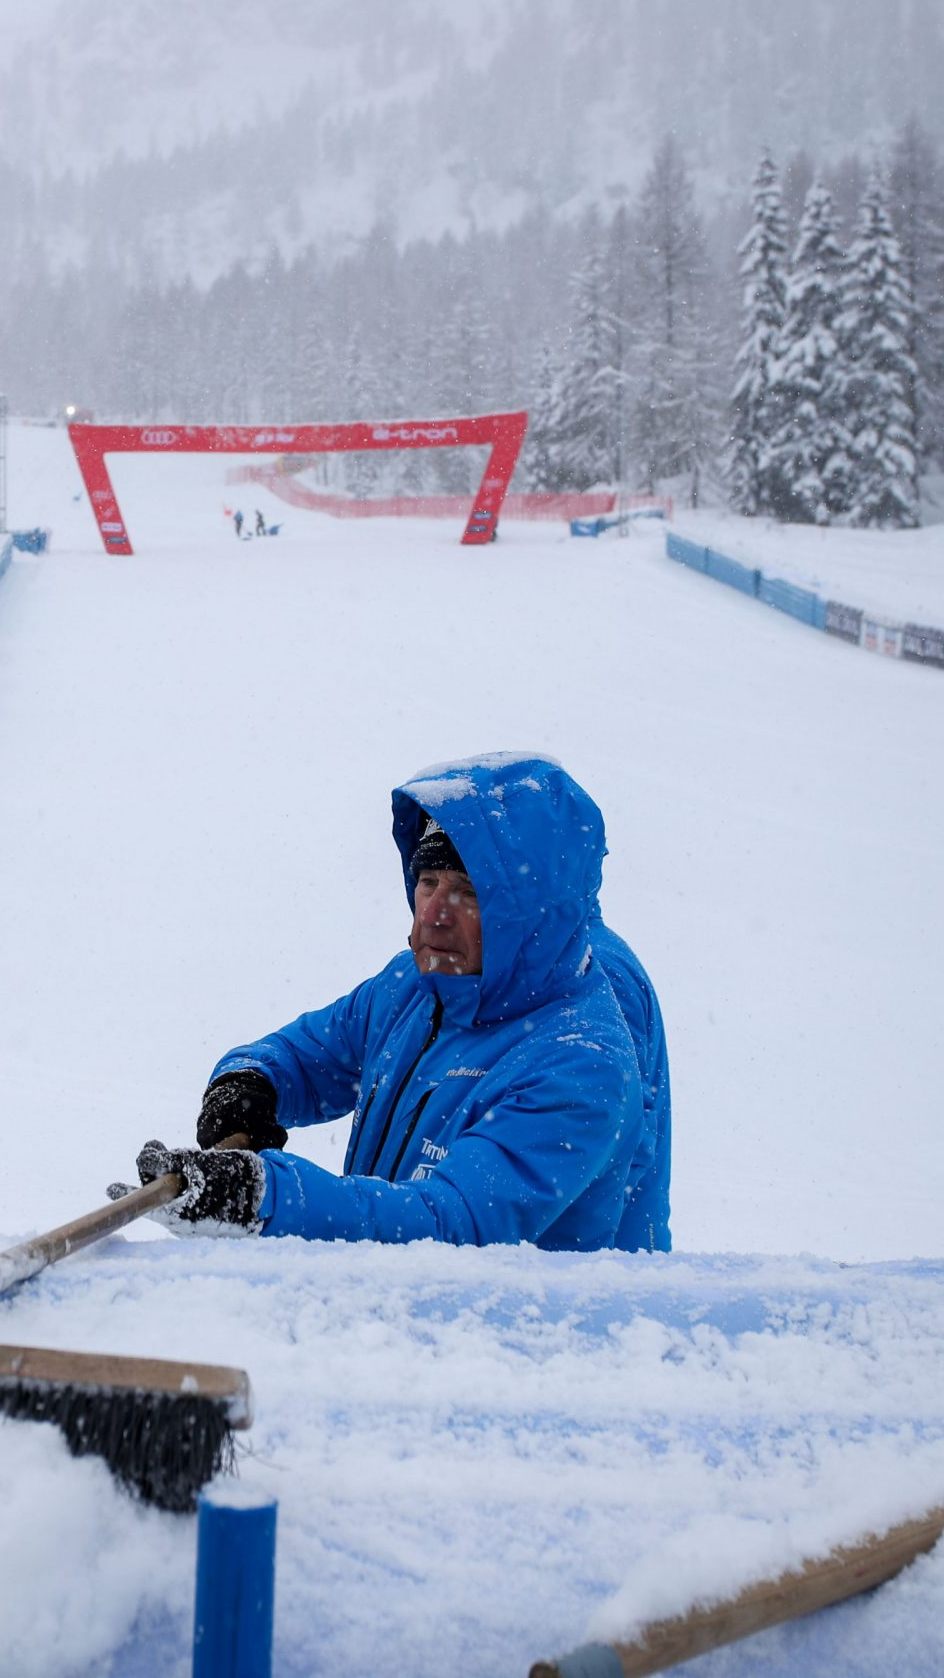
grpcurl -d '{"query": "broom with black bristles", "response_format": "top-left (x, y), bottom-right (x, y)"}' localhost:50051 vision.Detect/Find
top-left (0, 1134), bottom-right (253, 1512)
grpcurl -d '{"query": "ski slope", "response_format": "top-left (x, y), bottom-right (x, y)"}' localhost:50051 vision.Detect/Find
top-left (0, 421), bottom-right (942, 1676)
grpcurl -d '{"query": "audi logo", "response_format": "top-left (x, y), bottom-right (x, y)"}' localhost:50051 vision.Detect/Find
top-left (141, 429), bottom-right (178, 446)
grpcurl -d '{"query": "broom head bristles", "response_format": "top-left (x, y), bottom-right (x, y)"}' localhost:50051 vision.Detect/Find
top-left (0, 1345), bottom-right (253, 1514)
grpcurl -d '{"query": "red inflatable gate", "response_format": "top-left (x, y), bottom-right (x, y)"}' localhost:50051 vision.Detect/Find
top-left (69, 413), bottom-right (529, 555)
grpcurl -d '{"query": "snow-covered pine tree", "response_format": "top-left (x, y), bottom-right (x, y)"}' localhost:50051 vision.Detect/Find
top-left (436, 285), bottom-right (492, 492)
top-left (552, 219), bottom-right (619, 489)
top-left (348, 218), bottom-right (415, 492)
top-left (767, 179), bottom-right (848, 523)
top-left (343, 324), bottom-right (382, 496)
top-left (254, 245), bottom-right (291, 423)
top-left (158, 276), bottom-right (204, 420)
top-left (889, 116), bottom-right (944, 470)
top-left (284, 252), bottom-right (335, 425)
top-left (834, 176), bottom-right (919, 528)
top-left (727, 150), bottom-right (788, 515)
top-left (605, 205), bottom-right (633, 496)
top-left (781, 150), bottom-right (816, 245)
top-left (213, 264), bottom-right (269, 424)
top-left (521, 343), bottom-right (568, 491)
top-left (627, 134), bottom-right (718, 503)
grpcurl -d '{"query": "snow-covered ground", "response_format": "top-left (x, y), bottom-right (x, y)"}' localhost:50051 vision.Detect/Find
top-left (0, 422), bottom-right (942, 1676)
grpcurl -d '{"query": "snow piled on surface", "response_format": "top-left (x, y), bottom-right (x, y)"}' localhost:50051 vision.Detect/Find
top-left (1, 1239), bottom-right (943, 1678)
top-left (0, 423), bottom-right (942, 1675)
top-left (400, 773), bottom-right (477, 806)
top-left (410, 750), bottom-right (561, 777)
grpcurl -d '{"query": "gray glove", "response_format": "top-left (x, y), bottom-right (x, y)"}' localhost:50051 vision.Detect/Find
top-left (107, 1139), bottom-right (268, 1238)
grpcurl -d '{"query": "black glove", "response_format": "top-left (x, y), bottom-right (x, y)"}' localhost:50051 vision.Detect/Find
top-left (106, 1139), bottom-right (268, 1234)
top-left (196, 1070), bottom-right (288, 1152)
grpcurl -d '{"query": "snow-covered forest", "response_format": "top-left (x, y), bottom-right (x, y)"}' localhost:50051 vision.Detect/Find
top-left (5, 121), bottom-right (941, 528)
top-left (2, 0), bottom-right (943, 528)
top-left (529, 126), bottom-right (941, 528)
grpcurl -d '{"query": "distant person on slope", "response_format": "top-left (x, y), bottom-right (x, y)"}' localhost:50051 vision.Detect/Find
top-left (255, 510), bottom-right (266, 536)
top-left (109, 755), bottom-right (671, 1252)
top-left (233, 510), bottom-right (244, 538)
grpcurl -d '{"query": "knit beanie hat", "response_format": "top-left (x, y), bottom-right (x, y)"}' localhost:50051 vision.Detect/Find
top-left (410, 815), bottom-right (467, 878)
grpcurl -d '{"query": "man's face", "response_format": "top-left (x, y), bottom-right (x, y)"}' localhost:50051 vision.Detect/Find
top-left (410, 868), bottom-right (483, 976)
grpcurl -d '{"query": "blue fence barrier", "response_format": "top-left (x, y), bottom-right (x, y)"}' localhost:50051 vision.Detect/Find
top-left (662, 533), bottom-right (696, 567)
top-left (0, 533), bottom-right (11, 584)
top-left (706, 549), bottom-right (761, 598)
top-left (664, 532), bottom-right (761, 598)
top-left (571, 508), bottom-right (666, 538)
top-left (757, 573), bottom-right (828, 629)
top-left (665, 533), bottom-right (709, 572)
top-left (665, 529), bottom-right (942, 668)
top-left (12, 527), bottom-right (50, 554)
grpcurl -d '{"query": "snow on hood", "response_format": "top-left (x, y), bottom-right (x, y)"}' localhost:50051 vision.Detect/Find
top-left (391, 754), bottom-right (607, 1026)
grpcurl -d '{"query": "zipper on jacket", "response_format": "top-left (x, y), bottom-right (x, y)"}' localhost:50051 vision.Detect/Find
top-left (363, 997), bottom-right (444, 1178)
top-left (345, 1078), bottom-right (379, 1175)
top-left (386, 1087), bottom-right (434, 1182)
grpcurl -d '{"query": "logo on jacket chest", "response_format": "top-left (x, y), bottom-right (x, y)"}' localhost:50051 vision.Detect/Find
top-left (411, 1135), bottom-right (448, 1180)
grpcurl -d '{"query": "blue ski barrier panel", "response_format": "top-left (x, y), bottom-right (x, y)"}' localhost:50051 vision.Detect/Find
top-left (0, 534), bottom-right (12, 584)
top-left (666, 532), bottom-right (761, 597)
top-left (571, 509), bottom-right (667, 538)
top-left (664, 529), bottom-right (942, 668)
top-left (705, 548), bottom-right (760, 597)
top-left (758, 573), bottom-right (827, 628)
top-left (665, 531), bottom-right (708, 572)
top-left (12, 527), bottom-right (50, 554)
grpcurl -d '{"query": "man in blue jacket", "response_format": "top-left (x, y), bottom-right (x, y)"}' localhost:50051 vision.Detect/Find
top-left (110, 754), bottom-right (671, 1251)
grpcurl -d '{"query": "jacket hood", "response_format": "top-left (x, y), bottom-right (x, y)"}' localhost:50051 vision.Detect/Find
top-left (392, 753), bottom-right (607, 1026)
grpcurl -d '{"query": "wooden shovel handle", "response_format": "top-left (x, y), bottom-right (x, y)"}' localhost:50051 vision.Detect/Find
top-left (529, 1502), bottom-right (944, 1677)
top-left (0, 1132), bottom-right (251, 1294)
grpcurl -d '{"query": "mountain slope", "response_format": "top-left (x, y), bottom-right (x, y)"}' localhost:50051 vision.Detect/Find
top-left (2, 0), bottom-right (941, 279)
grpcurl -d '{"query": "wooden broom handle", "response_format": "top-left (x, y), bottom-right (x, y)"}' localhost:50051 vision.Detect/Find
top-left (0, 1132), bottom-right (251, 1293)
top-left (529, 1501), bottom-right (944, 1677)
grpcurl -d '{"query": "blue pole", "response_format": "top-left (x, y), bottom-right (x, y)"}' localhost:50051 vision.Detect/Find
top-left (193, 1489), bottom-right (277, 1678)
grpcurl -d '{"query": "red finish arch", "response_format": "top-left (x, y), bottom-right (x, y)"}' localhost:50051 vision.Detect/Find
top-left (69, 413), bottom-right (529, 554)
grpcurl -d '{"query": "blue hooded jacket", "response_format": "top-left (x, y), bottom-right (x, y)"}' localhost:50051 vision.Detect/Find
top-left (589, 913), bottom-right (671, 1251)
top-left (211, 754), bottom-right (670, 1251)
